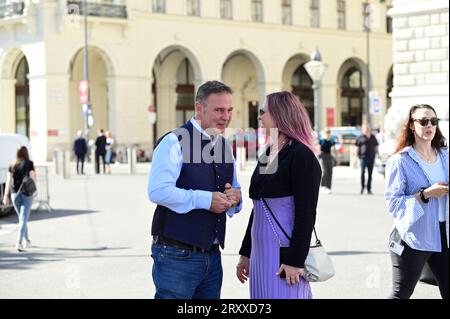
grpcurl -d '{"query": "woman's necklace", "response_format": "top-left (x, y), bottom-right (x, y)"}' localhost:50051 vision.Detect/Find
top-left (414, 147), bottom-right (435, 164)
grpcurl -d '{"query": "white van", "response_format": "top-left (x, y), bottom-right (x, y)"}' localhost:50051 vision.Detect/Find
top-left (0, 134), bottom-right (32, 216)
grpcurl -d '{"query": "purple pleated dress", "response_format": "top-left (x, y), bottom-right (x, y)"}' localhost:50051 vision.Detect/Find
top-left (250, 196), bottom-right (312, 299)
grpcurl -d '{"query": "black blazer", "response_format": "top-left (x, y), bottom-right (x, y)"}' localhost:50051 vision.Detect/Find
top-left (239, 140), bottom-right (322, 268)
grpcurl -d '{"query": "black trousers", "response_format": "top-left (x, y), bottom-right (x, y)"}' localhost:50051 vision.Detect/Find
top-left (320, 153), bottom-right (334, 189)
top-left (360, 157), bottom-right (375, 191)
top-left (389, 223), bottom-right (449, 299)
top-left (95, 153), bottom-right (106, 174)
top-left (76, 155), bottom-right (85, 174)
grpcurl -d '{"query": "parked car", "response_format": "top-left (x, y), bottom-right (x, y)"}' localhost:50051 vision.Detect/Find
top-left (0, 134), bottom-right (32, 217)
top-left (320, 127), bottom-right (361, 165)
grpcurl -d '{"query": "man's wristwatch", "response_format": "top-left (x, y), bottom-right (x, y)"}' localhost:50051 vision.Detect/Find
top-left (419, 187), bottom-right (429, 203)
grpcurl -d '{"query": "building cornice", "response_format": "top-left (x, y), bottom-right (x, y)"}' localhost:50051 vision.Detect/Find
top-left (388, 0), bottom-right (448, 17)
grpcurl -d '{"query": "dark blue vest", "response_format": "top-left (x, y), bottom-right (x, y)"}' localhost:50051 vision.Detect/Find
top-left (151, 121), bottom-right (235, 249)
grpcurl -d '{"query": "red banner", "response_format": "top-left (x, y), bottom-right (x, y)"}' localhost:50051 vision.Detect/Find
top-left (326, 108), bottom-right (335, 127)
top-left (79, 80), bottom-right (89, 104)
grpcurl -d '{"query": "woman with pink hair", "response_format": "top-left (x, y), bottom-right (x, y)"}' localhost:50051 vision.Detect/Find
top-left (236, 91), bottom-right (322, 299)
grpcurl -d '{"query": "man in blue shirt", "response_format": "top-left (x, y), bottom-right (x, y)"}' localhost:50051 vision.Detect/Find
top-left (148, 81), bottom-right (242, 299)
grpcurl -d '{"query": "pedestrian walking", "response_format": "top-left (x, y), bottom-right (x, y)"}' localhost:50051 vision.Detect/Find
top-left (73, 130), bottom-right (88, 175)
top-left (105, 131), bottom-right (115, 174)
top-left (148, 81), bottom-right (242, 299)
top-left (319, 128), bottom-right (339, 194)
top-left (94, 129), bottom-right (107, 174)
top-left (236, 91), bottom-right (321, 299)
top-left (2, 146), bottom-right (37, 252)
top-left (355, 124), bottom-right (379, 194)
top-left (385, 104), bottom-right (448, 299)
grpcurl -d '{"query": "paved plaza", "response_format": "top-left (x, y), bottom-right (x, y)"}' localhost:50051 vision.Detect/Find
top-left (0, 162), bottom-right (441, 299)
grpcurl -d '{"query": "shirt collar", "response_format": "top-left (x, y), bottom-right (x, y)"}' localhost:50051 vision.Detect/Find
top-left (190, 117), bottom-right (220, 144)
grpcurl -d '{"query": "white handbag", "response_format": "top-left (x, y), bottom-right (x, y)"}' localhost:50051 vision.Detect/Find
top-left (262, 198), bottom-right (335, 282)
top-left (304, 235), bottom-right (335, 282)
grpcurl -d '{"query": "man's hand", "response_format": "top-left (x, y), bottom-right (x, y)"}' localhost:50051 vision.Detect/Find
top-left (224, 183), bottom-right (241, 207)
top-left (210, 192), bottom-right (232, 214)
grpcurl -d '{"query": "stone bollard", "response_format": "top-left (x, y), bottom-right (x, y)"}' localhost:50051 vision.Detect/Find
top-left (236, 146), bottom-right (246, 171)
top-left (127, 146), bottom-right (137, 174)
top-left (61, 150), bottom-right (71, 179)
top-left (53, 149), bottom-right (60, 175)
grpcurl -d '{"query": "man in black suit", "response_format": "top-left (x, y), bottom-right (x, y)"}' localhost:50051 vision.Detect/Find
top-left (73, 130), bottom-right (88, 175)
top-left (95, 129), bottom-right (107, 174)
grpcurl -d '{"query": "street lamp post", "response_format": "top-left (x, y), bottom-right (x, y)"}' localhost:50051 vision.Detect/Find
top-left (304, 48), bottom-right (328, 138)
top-left (82, 0), bottom-right (91, 139)
top-left (364, 0), bottom-right (372, 126)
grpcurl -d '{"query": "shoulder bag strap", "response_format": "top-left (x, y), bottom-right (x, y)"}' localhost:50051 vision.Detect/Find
top-left (262, 198), bottom-right (319, 243)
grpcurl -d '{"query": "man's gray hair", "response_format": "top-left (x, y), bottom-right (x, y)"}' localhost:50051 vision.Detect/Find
top-left (195, 81), bottom-right (233, 105)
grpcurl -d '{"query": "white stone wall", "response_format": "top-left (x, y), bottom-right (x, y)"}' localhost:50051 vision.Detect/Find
top-left (386, 0), bottom-right (449, 142)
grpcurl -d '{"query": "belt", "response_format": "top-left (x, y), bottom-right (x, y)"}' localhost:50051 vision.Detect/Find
top-left (152, 236), bottom-right (220, 253)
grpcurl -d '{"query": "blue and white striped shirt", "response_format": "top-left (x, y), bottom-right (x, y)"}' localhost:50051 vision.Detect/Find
top-left (385, 146), bottom-right (449, 252)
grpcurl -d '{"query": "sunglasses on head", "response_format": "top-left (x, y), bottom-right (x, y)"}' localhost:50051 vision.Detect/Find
top-left (412, 118), bottom-right (440, 126)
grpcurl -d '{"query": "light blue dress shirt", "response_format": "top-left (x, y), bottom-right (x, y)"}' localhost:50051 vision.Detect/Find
top-left (148, 118), bottom-right (242, 217)
top-left (385, 146), bottom-right (449, 252)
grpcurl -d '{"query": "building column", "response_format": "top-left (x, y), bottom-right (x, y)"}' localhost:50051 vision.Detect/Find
top-left (156, 82), bottom-right (177, 138)
top-left (0, 78), bottom-right (16, 133)
top-left (28, 74), bottom-right (71, 163)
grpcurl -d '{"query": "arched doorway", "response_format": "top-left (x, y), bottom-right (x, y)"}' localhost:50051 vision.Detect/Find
top-left (15, 56), bottom-right (30, 137)
top-left (340, 67), bottom-right (365, 126)
top-left (175, 58), bottom-right (195, 127)
top-left (291, 64), bottom-right (314, 123)
top-left (69, 46), bottom-right (112, 140)
top-left (151, 46), bottom-right (202, 139)
top-left (221, 51), bottom-right (262, 130)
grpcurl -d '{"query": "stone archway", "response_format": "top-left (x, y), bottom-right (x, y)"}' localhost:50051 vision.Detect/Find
top-left (282, 54), bottom-right (314, 124)
top-left (221, 50), bottom-right (265, 131)
top-left (337, 58), bottom-right (367, 126)
top-left (151, 45), bottom-right (202, 139)
top-left (68, 46), bottom-right (114, 141)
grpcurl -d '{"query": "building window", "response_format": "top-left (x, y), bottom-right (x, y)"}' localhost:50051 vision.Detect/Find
top-left (15, 57), bottom-right (30, 138)
top-left (251, 0), bottom-right (263, 22)
top-left (386, 5), bottom-right (393, 34)
top-left (220, 0), bottom-right (232, 19)
top-left (281, 0), bottom-right (292, 25)
top-left (337, 0), bottom-right (345, 30)
top-left (362, 2), bottom-right (370, 31)
top-left (187, 0), bottom-right (200, 16)
top-left (310, 0), bottom-right (320, 28)
top-left (152, 0), bottom-right (165, 13)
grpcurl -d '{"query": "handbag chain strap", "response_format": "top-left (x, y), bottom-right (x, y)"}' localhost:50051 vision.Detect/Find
top-left (261, 198), bottom-right (320, 245)
top-left (261, 199), bottom-right (284, 247)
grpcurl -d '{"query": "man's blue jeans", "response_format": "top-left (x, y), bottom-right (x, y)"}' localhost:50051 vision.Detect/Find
top-left (151, 243), bottom-right (223, 299)
top-left (11, 192), bottom-right (33, 243)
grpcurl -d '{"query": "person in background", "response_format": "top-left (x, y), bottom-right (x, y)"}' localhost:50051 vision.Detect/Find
top-left (2, 146), bottom-right (37, 252)
top-left (319, 128), bottom-right (339, 194)
top-left (385, 104), bottom-right (448, 299)
top-left (105, 131), bottom-right (115, 174)
top-left (73, 130), bottom-right (88, 175)
top-left (355, 124), bottom-right (379, 194)
top-left (94, 129), bottom-right (107, 174)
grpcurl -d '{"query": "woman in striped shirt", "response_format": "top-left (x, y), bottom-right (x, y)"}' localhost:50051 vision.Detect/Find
top-left (385, 104), bottom-right (448, 299)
